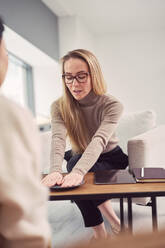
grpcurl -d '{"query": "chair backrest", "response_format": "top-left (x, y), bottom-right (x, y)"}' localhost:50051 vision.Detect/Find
top-left (116, 110), bottom-right (157, 153)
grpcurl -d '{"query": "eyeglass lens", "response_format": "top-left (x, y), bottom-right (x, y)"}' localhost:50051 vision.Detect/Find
top-left (63, 73), bottom-right (89, 84)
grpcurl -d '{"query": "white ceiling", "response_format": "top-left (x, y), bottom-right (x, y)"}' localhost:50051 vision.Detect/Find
top-left (42, 0), bottom-right (165, 34)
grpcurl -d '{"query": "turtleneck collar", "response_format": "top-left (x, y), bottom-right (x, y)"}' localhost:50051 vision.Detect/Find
top-left (78, 90), bottom-right (100, 107)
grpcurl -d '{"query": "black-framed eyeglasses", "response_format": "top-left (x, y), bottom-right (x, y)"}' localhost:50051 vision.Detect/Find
top-left (62, 72), bottom-right (90, 84)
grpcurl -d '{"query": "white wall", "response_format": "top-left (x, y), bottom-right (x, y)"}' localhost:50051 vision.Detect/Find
top-left (58, 16), bottom-right (94, 57)
top-left (34, 65), bottom-right (62, 118)
top-left (7, 18), bottom-right (165, 125)
top-left (94, 30), bottom-right (165, 124)
top-left (58, 18), bottom-right (165, 124)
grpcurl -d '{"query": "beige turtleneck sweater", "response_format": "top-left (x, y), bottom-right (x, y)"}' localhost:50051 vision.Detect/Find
top-left (50, 91), bottom-right (123, 176)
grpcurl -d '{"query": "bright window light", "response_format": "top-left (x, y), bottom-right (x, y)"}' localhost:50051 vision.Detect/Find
top-left (2, 52), bottom-right (35, 115)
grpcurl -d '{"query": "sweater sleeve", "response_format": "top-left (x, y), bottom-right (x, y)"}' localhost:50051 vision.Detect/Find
top-left (72, 98), bottom-right (124, 176)
top-left (0, 98), bottom-right (51, 248)
top-left (49, 101), bottom-right (67, 173)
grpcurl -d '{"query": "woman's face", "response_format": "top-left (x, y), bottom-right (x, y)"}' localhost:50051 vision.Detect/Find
top-left (63, 57), bottom-right (92, 100)
top-left (0, 39), bottom-right (8, 87)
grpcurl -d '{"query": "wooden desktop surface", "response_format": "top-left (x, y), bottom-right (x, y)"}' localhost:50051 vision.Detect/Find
top-left (48, 172), bottom-right (165, 201)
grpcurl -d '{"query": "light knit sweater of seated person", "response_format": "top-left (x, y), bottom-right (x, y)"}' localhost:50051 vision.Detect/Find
top-left (0, 93), bottom-right (51, 248)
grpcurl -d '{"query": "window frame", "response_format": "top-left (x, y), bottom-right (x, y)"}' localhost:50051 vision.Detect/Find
top-left (8, 51), bottom-right (36, 116)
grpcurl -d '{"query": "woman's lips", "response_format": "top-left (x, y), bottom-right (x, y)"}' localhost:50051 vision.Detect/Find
top-left (73, 90), bottom-right (82, 95)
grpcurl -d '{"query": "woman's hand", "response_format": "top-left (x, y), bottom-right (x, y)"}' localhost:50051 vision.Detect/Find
top-left (41, 172), bottom-right (63, 187)
top-left (61, 172), bottom-right (84, 187)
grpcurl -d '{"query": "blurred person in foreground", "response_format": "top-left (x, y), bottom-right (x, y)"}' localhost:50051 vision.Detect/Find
top-left (0, 17), bottom-right (51, 248)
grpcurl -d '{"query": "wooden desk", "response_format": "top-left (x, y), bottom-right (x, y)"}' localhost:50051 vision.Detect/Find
top-left (48, 173), bottom-right (165, 232)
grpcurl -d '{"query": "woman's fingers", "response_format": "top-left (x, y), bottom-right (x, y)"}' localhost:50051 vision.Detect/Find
top-left (42, 172), bottom-right (84, 188)
top-left (41, 172), bottom-right (63, 187)
top-left (61, 172), bottom-right (83, 187)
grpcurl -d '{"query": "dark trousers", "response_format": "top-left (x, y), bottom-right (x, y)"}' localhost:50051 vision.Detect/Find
top-left (64, 146), bottom-right (128, 227)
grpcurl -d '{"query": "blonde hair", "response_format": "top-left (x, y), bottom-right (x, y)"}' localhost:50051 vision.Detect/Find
top-left (59, 49), bottom-right (107, 153)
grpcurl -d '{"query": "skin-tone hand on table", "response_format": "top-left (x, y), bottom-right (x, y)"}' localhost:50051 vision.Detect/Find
top-left (41, 172), bottom-right (63, 187)
top-left (42, 172), bottom-right (83, 187)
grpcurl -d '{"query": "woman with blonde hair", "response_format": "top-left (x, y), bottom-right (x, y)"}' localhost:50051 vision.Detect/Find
top-left (42, 49), bottom-right (128, 239)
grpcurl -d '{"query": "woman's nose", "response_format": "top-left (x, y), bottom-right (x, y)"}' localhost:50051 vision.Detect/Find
top-left (72, 78), bottom-right (79, 86)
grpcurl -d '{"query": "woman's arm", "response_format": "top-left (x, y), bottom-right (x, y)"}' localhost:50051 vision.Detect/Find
top-left (42, 101), bottom-right (67, 187)
top-left (49, 101), bottom-right (67, 173)
top-left (61, 97), bottom-right (124, 187)
top-left (72, 99), bottom-right (124, 176)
